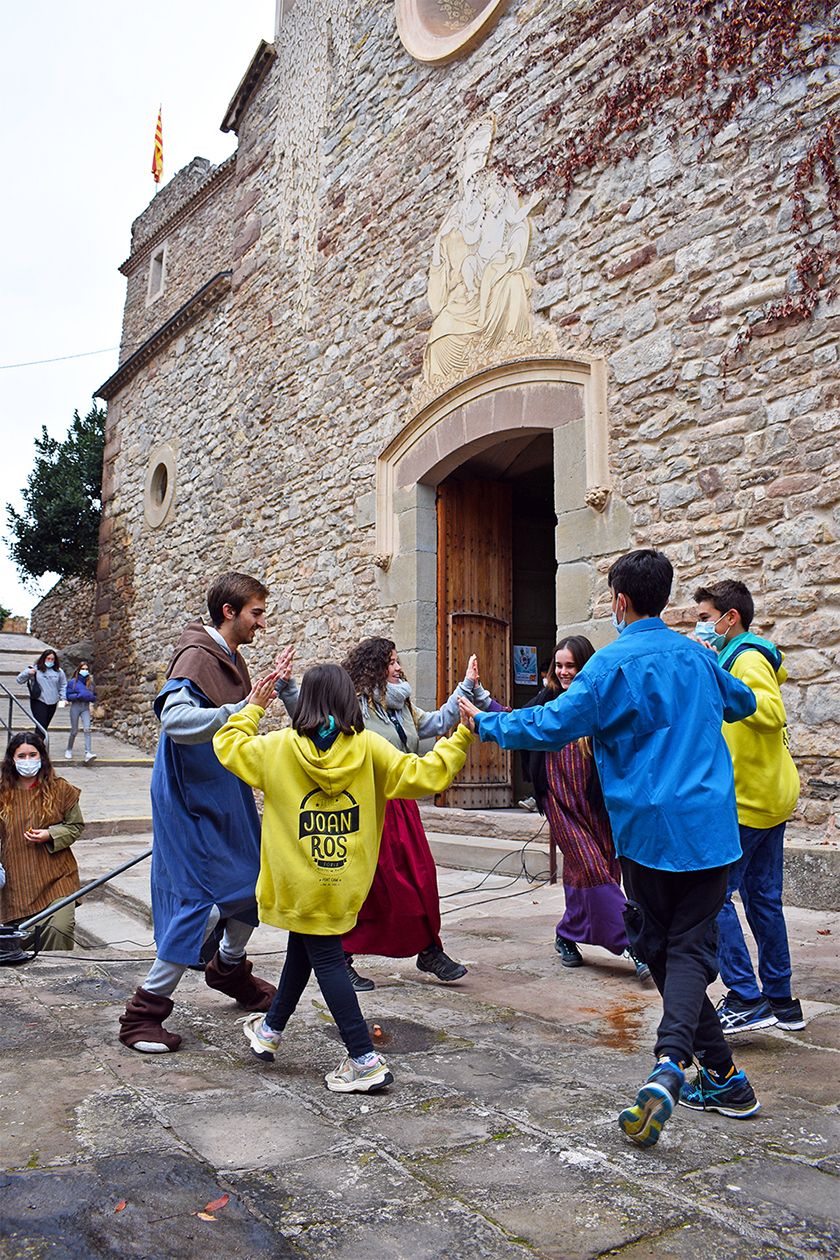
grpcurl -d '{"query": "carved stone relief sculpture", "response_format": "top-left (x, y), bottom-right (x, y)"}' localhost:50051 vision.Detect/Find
top-left (422, 114), bottom-right (544, 386)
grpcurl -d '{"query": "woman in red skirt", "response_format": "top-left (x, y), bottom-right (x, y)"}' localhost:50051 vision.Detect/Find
top-left (341, 637), bottom-right (496, 989)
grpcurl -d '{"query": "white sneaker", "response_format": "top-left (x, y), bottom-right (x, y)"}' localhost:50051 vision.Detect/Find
top-left (64, 750), bottom-right (73, 760)
top-left (241, 1012), bottom-right (281, 1062)
top-left (325, 1052), bottom-right (393, 1093)
top-left (84, 751), bottom-right (97, 763)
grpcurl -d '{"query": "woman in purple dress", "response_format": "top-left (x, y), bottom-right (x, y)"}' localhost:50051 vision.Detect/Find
top-left (524, 636), bottom-right (648, 980)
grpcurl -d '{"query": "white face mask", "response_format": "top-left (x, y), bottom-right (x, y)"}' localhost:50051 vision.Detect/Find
top-left (15, 759), bottom-right (41, 778)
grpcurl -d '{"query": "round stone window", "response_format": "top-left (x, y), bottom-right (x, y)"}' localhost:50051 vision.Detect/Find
top-left (144, 445), bottom-right (176, 528)
top-left (395, 0), bottom-right (509, 64)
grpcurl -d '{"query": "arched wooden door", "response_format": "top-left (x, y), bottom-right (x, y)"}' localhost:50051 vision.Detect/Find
top-left (436, 478), bottom-right (513, 807)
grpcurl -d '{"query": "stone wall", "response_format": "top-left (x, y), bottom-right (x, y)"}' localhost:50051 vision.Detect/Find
top-left (30, 577), bottom-right (95, 652)
top-left (118, 157), bottom-right (234, 363)
top-left (96, 1), bottom-right (840, 829)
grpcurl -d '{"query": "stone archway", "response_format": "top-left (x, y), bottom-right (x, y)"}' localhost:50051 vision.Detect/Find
top-left (374, 355), bottom-right (631, 703)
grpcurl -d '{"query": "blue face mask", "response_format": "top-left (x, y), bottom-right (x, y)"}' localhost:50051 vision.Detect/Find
top-left (611, 601), bottom-right (626, 634)
top-left (45, 661), bottom-right (55, 669)
top-left (79, 669), bottom-right (89, 678)
top-left (694, 613), bottom-right (728, 651)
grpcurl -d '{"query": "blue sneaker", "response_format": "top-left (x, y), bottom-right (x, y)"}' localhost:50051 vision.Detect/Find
top-left (679, 1065), bottom-right (760, 1118)
top-left (618, 1060), bottom-right (684, 1147)
top-left (716, 993), bottom-right (777, 1035)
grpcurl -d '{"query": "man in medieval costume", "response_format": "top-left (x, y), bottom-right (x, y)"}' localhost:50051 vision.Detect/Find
top-left (118, 571), bottom-right (297, 1052)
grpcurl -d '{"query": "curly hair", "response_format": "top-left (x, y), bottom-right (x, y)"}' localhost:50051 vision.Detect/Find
top-left (341, 637), bottom-right (395, 703)
top-left (0, 731), bottom-right (61, 824)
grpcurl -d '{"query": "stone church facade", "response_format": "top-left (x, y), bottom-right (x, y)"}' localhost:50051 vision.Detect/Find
top-left (95, 1), bottom-right (839, 830)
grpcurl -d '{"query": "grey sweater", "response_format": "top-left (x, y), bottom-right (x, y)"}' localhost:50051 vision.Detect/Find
top-left (17, 666), bottom-right (67, 705)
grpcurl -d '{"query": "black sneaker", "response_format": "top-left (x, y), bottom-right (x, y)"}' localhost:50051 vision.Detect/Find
top-left (716, 993), bottom-right (777, 1034)
top-left (416, 947), bottom-right (467, 982)
top-left (345, 955), bottom-right (375, 992)
top-left (554, 934), bottom-right (584, 968)
top-left (679, 1065), bottom-right (760, 1118)
top-left (768, 996), bottom-right (805, 1031)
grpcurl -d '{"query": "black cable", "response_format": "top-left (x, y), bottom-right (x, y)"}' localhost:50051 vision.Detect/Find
top-left (439, 818), bottom-right (548, 899)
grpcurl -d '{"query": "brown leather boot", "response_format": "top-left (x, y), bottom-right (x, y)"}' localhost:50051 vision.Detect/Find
top-left (204, 953), bottom-right (276, 1011)
top-left (118, 987), bottom-right (182, 1052)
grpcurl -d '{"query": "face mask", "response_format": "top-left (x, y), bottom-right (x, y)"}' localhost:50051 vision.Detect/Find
top-left (694, 612), bottom-right (728, 651)
top-left (15, 759), bottom-right (41, 778)
top-left (79, 669), bottom-right (89, 678)
top-left (45, 661), bottom-right (55, 669)
top-left (611, 602), bottom-right (626, 634)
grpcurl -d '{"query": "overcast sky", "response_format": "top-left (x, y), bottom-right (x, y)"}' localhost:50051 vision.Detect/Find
top-left (0, 1), bottom-right (275, 617)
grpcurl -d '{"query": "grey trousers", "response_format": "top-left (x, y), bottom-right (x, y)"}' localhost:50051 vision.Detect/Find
top-left (142, 908), bottom-right (255, 998)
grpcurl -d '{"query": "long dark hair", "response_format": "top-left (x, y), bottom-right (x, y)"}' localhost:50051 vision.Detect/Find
top-left (35, 649), bottom-right (60, 672)
top-left (0, 731), bottom-right (59, 821)
top-left (292, 665), bottom-right (365, 741)
top-left (342, 637), bottom-right (395, 702)
top-left (545, 636), bottom-right (595, 694)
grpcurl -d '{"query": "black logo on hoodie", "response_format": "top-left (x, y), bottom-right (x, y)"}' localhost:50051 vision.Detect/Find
top-left (298, 789), bottom-right (360, 868)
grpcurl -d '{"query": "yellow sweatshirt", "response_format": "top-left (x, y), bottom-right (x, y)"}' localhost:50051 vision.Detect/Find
top-left (723, 650), bottom-right (800, 829)
top-left (213, 705), bottom-right (476, 935)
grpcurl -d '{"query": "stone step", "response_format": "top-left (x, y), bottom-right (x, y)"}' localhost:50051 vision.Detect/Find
top-left (75, 889), bottom-right (155, 952)
top-left (426, 830), bottom-right (552, 881)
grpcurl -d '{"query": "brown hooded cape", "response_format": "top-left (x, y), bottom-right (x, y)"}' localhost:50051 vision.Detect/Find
top-left (166, 621), bottom-right (251, 706)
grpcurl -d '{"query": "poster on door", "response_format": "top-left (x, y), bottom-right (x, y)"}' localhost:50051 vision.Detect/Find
top-left (513, 644), bottom-right (538, 686)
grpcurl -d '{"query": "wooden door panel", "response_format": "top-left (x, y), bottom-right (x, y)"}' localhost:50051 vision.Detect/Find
top-left (437, 479), bottom-right (512, 808)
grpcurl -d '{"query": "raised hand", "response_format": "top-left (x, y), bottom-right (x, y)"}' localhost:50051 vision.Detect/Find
top-left (458, 695), bottom-right (479, 731)
top-left (274, 645), bottom-right (295, 680)
top-left (466, 654), bottom-right (480, 684)
top-left (248, 672), bottom-right (280, 710)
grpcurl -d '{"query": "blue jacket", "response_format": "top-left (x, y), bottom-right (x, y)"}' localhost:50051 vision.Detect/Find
top-left (474, 618), bottom-right (757, 872)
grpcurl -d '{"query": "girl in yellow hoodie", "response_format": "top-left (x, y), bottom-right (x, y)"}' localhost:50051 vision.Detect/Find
top-left (213, 662), bottom-right (475, 1093)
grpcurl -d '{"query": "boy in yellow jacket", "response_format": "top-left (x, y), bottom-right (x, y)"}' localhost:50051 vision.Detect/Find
top-left (214, 662), bottom-right (475, 1094)
top-left (694, 581), bottom-right (803, 1042)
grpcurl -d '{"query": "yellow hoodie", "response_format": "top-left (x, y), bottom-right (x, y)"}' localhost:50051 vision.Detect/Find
top-left (213, 705), bottom-right (475, 935)
top-left (723, 649), bottom-right (800, 829)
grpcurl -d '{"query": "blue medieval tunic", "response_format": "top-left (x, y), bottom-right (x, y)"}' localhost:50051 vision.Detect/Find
top-left (150, 676), bottom-right (260, 965)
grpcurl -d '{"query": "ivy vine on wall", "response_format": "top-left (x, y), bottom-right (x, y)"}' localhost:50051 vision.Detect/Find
top-left (475, 0), bottom-right (839, 363)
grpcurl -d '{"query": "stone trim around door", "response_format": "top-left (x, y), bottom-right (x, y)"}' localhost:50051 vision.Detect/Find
top-left (373, 356), bottom-right (630, 703)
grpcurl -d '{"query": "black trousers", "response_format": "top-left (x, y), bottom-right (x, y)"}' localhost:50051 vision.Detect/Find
top-left (621, 857), bottom-right (733, 1070)
top-left (30, 698), bottom-right (57, 732)
top-left (264, 932), bottom-right (373, 1060)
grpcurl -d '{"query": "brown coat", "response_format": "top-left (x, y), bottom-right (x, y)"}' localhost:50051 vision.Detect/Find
top-left (167, 621), bottom-right (251, 705)
top-left (1, 778), bottom-right (83, 922)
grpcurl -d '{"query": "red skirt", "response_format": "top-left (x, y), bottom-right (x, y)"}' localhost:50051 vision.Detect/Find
top-left (342, 797), bottom-right (442, 957)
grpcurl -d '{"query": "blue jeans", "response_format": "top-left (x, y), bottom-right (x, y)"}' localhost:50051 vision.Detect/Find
top-left (717, 822), bottom-right (792, 1003)
top-left (264, 932), bottom-right (373, 1059)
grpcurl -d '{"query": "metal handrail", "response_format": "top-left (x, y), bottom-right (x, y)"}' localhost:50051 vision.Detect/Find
top-left (0, 680), bottom-right (47, 742)
top-left (18, 846), bottom-right (154, 931)
top-left (0, 845), bottom-right (153, 965)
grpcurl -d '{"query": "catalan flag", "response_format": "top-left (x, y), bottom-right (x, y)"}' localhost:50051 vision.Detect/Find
top-left (151, 107), bottom-right (163, 184)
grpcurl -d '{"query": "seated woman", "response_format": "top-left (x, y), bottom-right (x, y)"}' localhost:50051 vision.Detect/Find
top-left (340, 637), bottom-right (496, 988)
top-left (0, 731), bottom-right (84, 951)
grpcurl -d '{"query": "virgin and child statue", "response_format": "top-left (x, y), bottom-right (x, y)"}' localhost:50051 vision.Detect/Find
top-left (423, 114), bottom-right (543, 384)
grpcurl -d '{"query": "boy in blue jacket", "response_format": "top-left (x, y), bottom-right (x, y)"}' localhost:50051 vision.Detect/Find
top-left (459, 549), bottom-right (760, 1148)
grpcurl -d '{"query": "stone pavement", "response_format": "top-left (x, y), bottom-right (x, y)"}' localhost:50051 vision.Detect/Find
top-left (1, 876), bottom-right (838, 1260)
